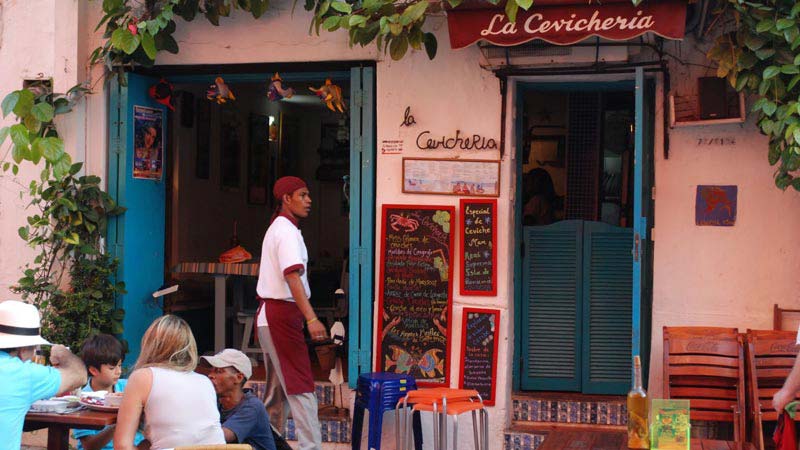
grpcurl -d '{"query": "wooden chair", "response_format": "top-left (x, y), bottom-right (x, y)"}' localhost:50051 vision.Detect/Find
top-left (745, 329), bottom-right (800, 450)
top-left (773, 304), bottom-right (800, 331)
top-left (663, 326), bottom-right (746, 442)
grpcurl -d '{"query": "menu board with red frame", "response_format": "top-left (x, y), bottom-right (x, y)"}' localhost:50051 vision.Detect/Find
top-left (459, 308), bottom-right (500, 405)
top-left (460, 199), bottom-right (497, 296)
top-left (376, 204), bottom-right (455, 387)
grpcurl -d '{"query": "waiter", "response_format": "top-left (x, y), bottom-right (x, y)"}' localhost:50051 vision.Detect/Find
top-left (256, 176), bottom-right (326, 450)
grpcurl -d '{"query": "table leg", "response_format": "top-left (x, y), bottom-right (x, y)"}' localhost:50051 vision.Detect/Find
top-left (214, 274), bottom-right (227, 352)
top-left (47, 424), bottom-right (69, 450)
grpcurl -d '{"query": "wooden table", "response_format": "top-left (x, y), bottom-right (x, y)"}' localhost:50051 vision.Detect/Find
top-left (172, 261), bottom-right (260, 351)
top-left (25, 408), bottom-right (117, 450)
top-left (536, 430), bottom-right (756, 450)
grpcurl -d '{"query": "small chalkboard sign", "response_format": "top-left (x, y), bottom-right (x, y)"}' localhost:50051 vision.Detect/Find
top-left (460, 199), bottom-right (497, 296)
top-left (459, 308), bottom-right (500, 405)
top-left (376, 204), bottom-right (455, 387)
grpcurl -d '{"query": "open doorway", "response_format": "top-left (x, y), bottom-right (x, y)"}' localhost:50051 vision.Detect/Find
top-left (516, 83), bottom-right (650, 395)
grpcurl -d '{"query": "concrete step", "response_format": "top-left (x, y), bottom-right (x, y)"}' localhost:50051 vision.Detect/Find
top-left (511, 393), bottom-right (627, 426)
top-left (246, 380), bottom-right (353, 443)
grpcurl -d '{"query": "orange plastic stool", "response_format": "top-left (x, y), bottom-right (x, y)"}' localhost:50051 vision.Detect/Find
top-left (395, 388), bottom-right (487, 450)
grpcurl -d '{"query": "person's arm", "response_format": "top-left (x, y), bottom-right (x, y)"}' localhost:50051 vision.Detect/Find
top-left (114, 369), bottom-right (152, 450)
top-left (222, 426), bottom-right (238, 443)
top-left (285, 272), bottom-right (326, 340)
top-left (78, 427), bottom-right (116, 450)
top-left (773, 352), bottom-right (800, 411)
top-left (49, 344), bottom-right (87, 395)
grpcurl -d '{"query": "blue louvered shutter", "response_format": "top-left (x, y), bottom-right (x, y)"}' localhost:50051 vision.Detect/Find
top-left (581, 221), bottom-right (632, 394)
top-left (521, 220), bottom-right (583, 391)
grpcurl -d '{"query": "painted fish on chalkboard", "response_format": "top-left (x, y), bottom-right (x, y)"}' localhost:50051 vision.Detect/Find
top-left (386, 345), bottom-right (444, 378)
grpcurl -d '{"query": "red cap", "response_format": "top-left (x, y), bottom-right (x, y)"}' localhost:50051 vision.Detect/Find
top-left (273, 176), bottom-right (307, 200)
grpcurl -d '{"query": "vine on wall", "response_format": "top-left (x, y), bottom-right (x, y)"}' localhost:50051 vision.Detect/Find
top-left (95, 0), bottom-right (645, 67)
top-left (0, 83), bottom-right (126, 352)
top-left (708, 0), bottom-right (800, 191)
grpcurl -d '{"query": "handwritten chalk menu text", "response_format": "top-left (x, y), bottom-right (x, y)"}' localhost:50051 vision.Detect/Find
top-left (460, 199), bottom-right (497, 296)
top-left (459, 308), bottom-right (500, 405)
top-left (377, 205), bottom-right (455, 386)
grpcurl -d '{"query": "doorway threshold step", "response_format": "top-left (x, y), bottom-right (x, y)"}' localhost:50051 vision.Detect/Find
top-left (512, 393), bottom-right (627, 426)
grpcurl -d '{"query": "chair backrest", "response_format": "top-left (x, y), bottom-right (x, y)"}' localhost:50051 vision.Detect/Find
top-left (746, 330), bottom-right (799, 422)
top-left (773, 304), bottom-right (800, 331)
top-left (663, 326), bottom-right (745, 441)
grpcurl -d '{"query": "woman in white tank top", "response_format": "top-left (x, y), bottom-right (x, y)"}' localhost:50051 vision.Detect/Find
top-left (114, 316), bottom-right (225, 449)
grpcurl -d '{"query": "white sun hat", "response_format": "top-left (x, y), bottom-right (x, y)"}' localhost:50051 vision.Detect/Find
top-left (0, 300), bottom-right (51, 348)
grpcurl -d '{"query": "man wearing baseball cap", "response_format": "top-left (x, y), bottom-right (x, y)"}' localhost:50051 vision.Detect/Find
top-left (203, 349), bottom-right (276, 450)
top-left (0, 300), bottom-right (87, 449)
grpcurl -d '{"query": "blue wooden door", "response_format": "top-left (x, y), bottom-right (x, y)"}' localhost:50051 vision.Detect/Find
top-left (348, 66), bottom-right (375, 387)
top-left (107, 73), bottom-right (166, 365)
top-left (581, 221), bottom-right (632, 394)
top-left (521, 220), bottom-right (584, 391)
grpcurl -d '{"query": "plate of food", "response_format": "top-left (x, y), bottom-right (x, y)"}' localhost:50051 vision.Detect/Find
top-left (79, 392), bottom-right (122, 412)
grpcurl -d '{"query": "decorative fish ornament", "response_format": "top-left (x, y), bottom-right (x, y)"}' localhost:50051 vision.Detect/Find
top-left (267, 72), bottom-right (295, 102)
top-left (309, 79), bottom-right (346, 113)
top-left (206, 77), bottom-right (236, 104)
top-left (149, 78), bottom-right (175, 111)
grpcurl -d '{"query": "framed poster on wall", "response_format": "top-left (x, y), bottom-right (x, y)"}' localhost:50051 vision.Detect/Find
top-left (459, 308), bottom-right (500, 405)
top-left (133, 105), bottom-right (164, 180)
top-left (376, 204), bottom-right (455, 387)
top-left (402, 158), bottom-right (500, 197)
top-left (459, 199), bottom-right (497, 296)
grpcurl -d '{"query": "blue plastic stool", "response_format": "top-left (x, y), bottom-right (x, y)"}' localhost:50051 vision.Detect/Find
top-left (352, 372), bottom-right (423, 450)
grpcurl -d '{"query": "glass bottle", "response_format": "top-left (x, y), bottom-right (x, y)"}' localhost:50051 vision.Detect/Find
top-left (627, 355), bottom-right (649, 449)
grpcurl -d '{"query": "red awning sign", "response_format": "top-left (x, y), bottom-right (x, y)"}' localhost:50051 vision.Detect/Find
top-left (447, 0), bottom-right (687, 49)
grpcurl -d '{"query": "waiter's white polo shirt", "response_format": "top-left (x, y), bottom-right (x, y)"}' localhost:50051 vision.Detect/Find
top-left (256, 215), bottom-right (310, 327)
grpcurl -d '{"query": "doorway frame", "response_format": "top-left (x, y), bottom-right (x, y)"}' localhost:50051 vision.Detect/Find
top-left (107, 64), bottom-right (376, 377)
top-left (511, 74), bottom-right (656, 392)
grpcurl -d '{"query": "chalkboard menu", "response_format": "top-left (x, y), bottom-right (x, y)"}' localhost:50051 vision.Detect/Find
top-left (377, 204), bottom-right (455, 386)
top-left (459, 199), bottom-right (497, 296)
top-left (459, 308), bottom-right (500, 405)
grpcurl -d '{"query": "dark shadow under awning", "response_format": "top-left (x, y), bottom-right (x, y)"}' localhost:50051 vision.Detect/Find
top-left (446, 0), bottom-right (688, 49)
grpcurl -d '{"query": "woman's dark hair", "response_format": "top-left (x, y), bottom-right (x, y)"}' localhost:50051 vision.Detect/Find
top-left (527, 168), bottom-right (556, 201)
top-left (80, 334), bottom-right (124, 370)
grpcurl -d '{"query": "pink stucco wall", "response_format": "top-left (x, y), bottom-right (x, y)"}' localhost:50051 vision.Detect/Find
top-left (2, 2), bottom-right (800, 448)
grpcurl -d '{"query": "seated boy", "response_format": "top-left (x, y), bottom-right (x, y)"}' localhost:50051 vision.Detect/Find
top-left (73, 334), bottom-right (144, 450)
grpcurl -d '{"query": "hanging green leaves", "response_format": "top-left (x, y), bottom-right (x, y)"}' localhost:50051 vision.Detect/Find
top-left (708, 0), bottom-right (800, 190)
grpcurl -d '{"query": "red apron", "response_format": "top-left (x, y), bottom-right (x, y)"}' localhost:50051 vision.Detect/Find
top-left (263, 298), bottom-right (315, 395)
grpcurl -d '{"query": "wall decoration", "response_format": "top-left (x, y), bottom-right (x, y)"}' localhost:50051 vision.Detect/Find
top-left (267, 72), bottom-right (295, 102)
top-left (402, 158), bottom-right (500, 197)
top-left (133, 105), bottom-right (164, 180)
top-left (148, 78), bottom-right (175, 111)
top-left (207, 76), bottom-right (236, 104)
top-left (247, 114), bottom-right (270, 204)
top-left (695, 185), bottom-right (737, 226)
top-left (460, 199), bottom-right (497, 296)
top-left (528, 135), bottom-right (565, 168)
top-left (400, 106), bottom-right (416, 127)
top-left (416, 129), bottom-right (498, 151)
top-left (459, 308), bottom-right (500, 406)
top-left (180, 91), bottom-right (195, 128)
top-left (309, 79), bottom-right (346, 113)
top-left (195, 98), bottom-right (210, 179)
top-left (381, 140), bottom-right (404, 154)
top-left (220, 108), bottom-right (241, 189)
top-left (377, 205), bottom-right (454, 387)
